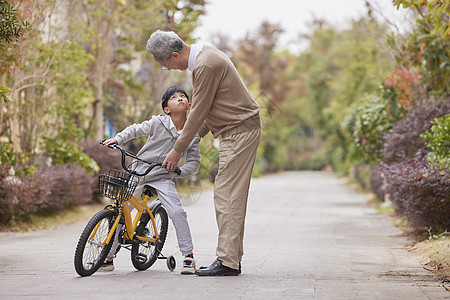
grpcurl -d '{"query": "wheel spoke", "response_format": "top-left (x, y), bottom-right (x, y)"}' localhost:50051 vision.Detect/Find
top-left (74, 210), bottom-right (115, 275)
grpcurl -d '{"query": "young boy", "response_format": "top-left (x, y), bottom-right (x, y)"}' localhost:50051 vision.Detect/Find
top-left (101, 86), bottom-right (200, 274)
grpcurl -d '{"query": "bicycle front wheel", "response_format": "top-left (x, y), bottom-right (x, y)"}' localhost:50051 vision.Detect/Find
top-left (74, 209), bottom-right (117, 276)
top-left (131, 205), bottom-right (168, 270)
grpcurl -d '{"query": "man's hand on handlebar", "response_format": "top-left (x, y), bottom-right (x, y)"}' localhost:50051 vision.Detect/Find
top-left (162, 148), bottom-right (182, 173)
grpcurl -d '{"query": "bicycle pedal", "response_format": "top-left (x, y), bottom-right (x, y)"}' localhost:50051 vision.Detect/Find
top-left (135, 253), bottom-right (147, 263)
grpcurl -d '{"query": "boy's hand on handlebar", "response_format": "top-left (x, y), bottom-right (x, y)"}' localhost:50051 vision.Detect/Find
top-left (102, 138), bottom-right (118, 146)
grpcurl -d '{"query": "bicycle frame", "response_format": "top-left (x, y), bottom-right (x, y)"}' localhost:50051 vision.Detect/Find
top-left (93, 192), bottom-right (160, 248)
top-left (124, 193), bottom-right (161, 243)
top-left (93, 142), bottom-right (179, 254)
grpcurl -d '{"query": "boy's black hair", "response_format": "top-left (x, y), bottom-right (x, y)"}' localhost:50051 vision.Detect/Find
top-left (161, 86), bottom-right (190, 113)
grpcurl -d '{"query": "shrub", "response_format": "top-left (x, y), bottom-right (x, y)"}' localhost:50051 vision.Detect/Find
top-left (382, 152), bottom-right (450, 233)
top-left (343, 94), bottom-right (397, 164)
top-left (0, 164), bottom-right (93, 224)
top-left (351, 164), bottom-right (385, 201)
top-left (81, 140), bottom-right (123, 175)
top-left (81, 140), bottom-right (125, 201)
top-left (43, 138), bottom-right (99, 175)
top-left (352, 163), bottom-right (371, 190)
top-left (421, 115), bottom-right (450, 170)
top-left (0, 141), bottom-right (37, 176)
top-left (369, 165), bottom-right (385, 201)
top-left (382, 99), bottom-right (450, 162)
top-left (197, 139), bottom-right (218, 181)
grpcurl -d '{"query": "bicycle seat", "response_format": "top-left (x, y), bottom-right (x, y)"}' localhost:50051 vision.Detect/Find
top-left (143, 185), bottom-right (157, 197)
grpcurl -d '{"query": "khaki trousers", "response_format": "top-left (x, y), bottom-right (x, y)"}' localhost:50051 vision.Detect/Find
top-left (214, 127), bottom-right (261, 270)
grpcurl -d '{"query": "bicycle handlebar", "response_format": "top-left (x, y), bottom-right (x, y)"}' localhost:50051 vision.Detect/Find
top-left (100, 141), bottom-right (181, 176)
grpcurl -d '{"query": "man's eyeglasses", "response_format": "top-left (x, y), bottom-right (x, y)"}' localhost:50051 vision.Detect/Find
top-left (161, 55), bottom-right (172, 70)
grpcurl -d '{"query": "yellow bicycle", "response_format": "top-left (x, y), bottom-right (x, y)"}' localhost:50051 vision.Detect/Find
top-left (74, 142), bottom-right (179, 277)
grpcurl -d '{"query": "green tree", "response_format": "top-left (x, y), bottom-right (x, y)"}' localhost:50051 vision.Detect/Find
top-left (3, 0), bottom-right (57, 152)
top-left (232, 22), bottom-right (294, 170)
top-left (1, 0), bottom-right (206, 175)
top-left (0, 0), bottom-right (30, 43)
top-left (386, 19), bottom-right (449, 98)
top-left (393, 0), bottom-right (449, 46)
top-left (291, 18), bottom-right (392, 173)
top-left (1, 1), bottom-right (97, 174)
top-left (67, 0), bottom-right (206, 140)
top-left (39, 41), bottom-right (99, 174)
top-left (0, 0), bottom-right (31, 103)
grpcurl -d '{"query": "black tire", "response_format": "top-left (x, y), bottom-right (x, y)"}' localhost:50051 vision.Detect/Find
top-left (167, 255), bottom-right (176, 271)
top-left (131, 206), bottom-right (168, 270)
top-left (74, 209), bottom-right (117, 276)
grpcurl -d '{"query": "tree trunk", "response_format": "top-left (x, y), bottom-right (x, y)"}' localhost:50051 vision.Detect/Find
top-left (94, 97), bottom-right (104, 140)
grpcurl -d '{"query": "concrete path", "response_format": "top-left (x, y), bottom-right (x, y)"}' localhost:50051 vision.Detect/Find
top-left (0, 171), bottom-right (448, 299)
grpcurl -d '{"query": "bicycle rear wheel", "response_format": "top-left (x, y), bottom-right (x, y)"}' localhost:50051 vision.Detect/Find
top-left (131, 205), bottom-right (168, 270)
top-left (74, 209), bottom-right (117, 276)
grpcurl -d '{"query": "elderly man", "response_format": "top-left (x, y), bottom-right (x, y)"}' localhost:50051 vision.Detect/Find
top-left (146, 30), bottom-right (261, 276)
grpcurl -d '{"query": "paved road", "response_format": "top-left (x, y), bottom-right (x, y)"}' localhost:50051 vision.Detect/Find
top-left (0, 171), bottom-right (448, 299)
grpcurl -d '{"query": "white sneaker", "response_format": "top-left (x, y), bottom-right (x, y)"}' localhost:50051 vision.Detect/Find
top-left (180, 257), bottom-right (196, 275)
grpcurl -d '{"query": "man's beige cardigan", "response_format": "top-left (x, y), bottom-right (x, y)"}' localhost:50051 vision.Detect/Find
top-left (174, 45), bottom-right (261, 153)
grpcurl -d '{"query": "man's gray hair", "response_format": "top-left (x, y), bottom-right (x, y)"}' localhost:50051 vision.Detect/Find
top-left (146, 30), bottom-right (185, 60)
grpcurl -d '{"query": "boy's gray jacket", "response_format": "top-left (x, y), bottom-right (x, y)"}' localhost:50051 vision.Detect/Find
top-left (114, 114), bottom-right (201, 182)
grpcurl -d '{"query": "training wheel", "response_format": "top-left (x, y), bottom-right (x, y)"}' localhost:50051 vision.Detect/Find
top-left (167, 255), bottom-right (176, 271)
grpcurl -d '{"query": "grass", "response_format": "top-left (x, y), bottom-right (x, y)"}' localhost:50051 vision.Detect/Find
top-left (410, 235), bottom-right (450, 284)
top-left (357, 183), bottom-right (450, 285)
top-left (0, 202), bottom-right (106, 232)
top-left (411, 235), bottom-right (450, 267)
